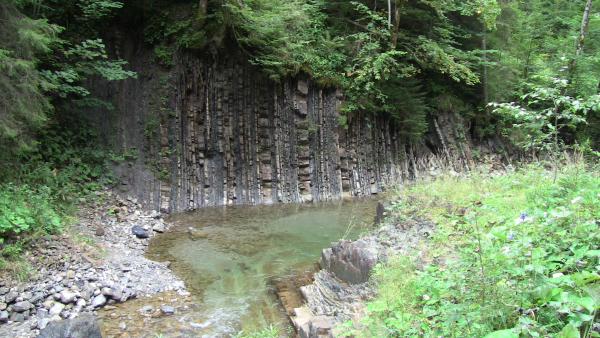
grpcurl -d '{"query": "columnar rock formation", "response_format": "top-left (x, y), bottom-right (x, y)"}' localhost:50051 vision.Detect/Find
top-left (90, 37), bottom-right (473, 212)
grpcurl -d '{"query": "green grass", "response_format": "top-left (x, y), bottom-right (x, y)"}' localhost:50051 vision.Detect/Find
top-left (233, 325), bottom-right (282, 338)
top-left (351, 163), bottom-right (599, 338)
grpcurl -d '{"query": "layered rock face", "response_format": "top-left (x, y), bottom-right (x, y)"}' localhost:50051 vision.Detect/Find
top-left (90, 36), bottom-right (472, 212)
top-left (292, 218), bottom-right (436, 338)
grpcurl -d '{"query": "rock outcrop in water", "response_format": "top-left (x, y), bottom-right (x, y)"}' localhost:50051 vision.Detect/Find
top-left (291, 218), bottom-right (436, 337)
top-left (87, 28), bottom-right (479, 212)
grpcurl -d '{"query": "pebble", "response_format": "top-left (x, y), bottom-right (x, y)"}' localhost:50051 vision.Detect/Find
top-left (59, 290), bottom-right (76, 304)
top-left (118, 321), bottom-right (127, 331)
top-left (10, 312), bottom-right (26, 323)
top-left (140, 305), bottom-right (153, 314)
top-left (0, 191), bottom-right (186, 337)
top-left (12, 301), bottom-right (33, 313)
top-left (49, 303), bottom-right (65, 316)
top-left (160, 305), bottom-right (175, 315)
top-left (152, 223), bottom-right (166, 233)
top-left (91, 295), bottom-right (106, 308)
top-left (0, 311), bottom-right (8, 323)
top-left (4, 291), bottom-right (18, 304)
top-left (37, 318), bottom-right (50, 330)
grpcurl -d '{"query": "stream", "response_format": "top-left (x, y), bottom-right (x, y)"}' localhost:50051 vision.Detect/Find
top-left (101, 199), bottom-right (378, 337)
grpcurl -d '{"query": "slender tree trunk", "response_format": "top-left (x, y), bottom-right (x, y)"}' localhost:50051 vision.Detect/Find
top-left (568, 0), bottom-right (593, 82)
top-left (387, 0), bottom-right (392, 28)
top-left (199, 0), bottom-right (208, 13)
top-left (482, 28), bottom-right (489, 108)
top-left (391, 0), bottom-right (402, 49)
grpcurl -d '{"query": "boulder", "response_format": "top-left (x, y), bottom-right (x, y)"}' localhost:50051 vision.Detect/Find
top-left (321, 239), bottom-right (378, 284)
top-left (131, 225), bottom-right (149, 239)
top-left (38, 314), bottom-right (102, 338)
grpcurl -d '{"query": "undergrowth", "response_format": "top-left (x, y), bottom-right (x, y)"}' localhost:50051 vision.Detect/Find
top-left (0, 121), bottom-right (113, 274)
top-left (233, 325), bottom-right (282, 338)
top-left (351, 163), bottom-right (599, 337)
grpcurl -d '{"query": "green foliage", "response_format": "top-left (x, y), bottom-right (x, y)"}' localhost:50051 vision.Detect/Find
top-left (0, 0), bottom-right (135, 158)
top-left (233, 325), bottom-right (282, 338)
top-left (355, 164), bottom-right (600, 337)
top-left (487, 0), bottom-right (600, 102)
top-left (0, 184), bottom-right (62, 237)
top-left (491, 78), bottom-right (600, 154)
top-left (0, 2), bottom-right (60, 154)
top-left (0, 120), bottom-right (111, 255)
top-left (219, 0), bottom-right (493, 137)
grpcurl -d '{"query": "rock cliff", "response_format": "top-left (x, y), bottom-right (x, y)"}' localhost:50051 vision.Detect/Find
top-left (88, 32), bottom-right (474, 212)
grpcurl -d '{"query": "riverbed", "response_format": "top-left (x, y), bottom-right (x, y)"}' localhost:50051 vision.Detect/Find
top-left (102, 199), bottom-right (379, 337)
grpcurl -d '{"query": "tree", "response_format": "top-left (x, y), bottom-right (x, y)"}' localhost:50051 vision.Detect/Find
top-left (0, 1), bottom-right (59, 155)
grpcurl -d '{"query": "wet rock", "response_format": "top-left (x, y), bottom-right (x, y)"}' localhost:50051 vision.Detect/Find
top-left (91, 294), bottom-right (106, 308)
top-left (160, 305), bottom-right (175, 315)
top-left (0, 311), bottom-right (8, 323)
top-left (131, 225), bottom-right (149, 239)
top-left (12, 301), bottom-right (33, 312)
top-left (188, 228), bottom-right (208, 241)
top-left (38, 314), bottom-right (102, 338)
top-left (321, 239), bottom-right (378, 284)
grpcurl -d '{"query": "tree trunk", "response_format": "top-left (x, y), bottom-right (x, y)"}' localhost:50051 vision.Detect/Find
top-left (200, 0), bottom-right (208, 13)
top-left (568, 0), bottom-right (593, 82)
top-left (387, 0), bottom-right (392, 28)
top-left (391, 1), bottom-right (402, 48)
top-left (482, 28), bottom-right (489, 107)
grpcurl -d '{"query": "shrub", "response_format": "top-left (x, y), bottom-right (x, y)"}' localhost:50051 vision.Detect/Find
top-left (0, 184), bottom-right (61, 238)
top-left (356, 163), bottom-right (600, 337)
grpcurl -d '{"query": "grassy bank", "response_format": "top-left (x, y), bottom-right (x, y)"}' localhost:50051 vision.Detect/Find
top-left (354, 163), bottom-right (599, 337)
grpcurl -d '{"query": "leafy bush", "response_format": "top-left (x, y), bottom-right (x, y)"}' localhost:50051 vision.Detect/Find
top-left (0, 184), bottom-right (62, 238)
top-left (0, 120), bottom-right (111, 251)
top-left (355, 163), bottom-right (600, 337)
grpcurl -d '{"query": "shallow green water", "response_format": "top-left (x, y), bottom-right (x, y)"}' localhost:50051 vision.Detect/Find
top-left (146, 199), bottom-right (379, 337)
